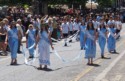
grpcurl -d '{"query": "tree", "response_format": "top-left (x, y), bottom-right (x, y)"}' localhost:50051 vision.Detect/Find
top-left (0, 0), bottom-right (32, 5)
top-left (97, 0), bottom-right (113, 8)
top-left (0, 0), bottom-right (88, 7)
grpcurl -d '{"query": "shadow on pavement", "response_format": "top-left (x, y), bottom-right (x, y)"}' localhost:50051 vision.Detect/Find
top-left (37, 67), bottom-right (63, 72)
top-left (7, 64), bottom-right (23, 66)
top-left (88, 64), bottom-right (100, 67)
top-left (102, 57), bottom-right (111, 59)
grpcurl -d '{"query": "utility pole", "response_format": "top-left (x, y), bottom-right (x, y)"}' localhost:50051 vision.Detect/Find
top-left (32, 0), bottom-right (39, 15)
top-left (91, 0), bottom-right (92, 12)
top-left (119, 0), bottom-right (121, 13)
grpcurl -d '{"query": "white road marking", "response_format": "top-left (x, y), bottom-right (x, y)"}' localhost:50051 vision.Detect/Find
top-left (0, 57), bottom-right (10, 62)
top-left (101, 79), bottom-right (109, 81)
top-left (112, 75), bottom-right (122, 81)
top-left (94, 50), bottom-right (125, 81)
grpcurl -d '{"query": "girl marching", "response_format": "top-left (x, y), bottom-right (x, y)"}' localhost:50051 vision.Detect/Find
top-left (84, 21), bottom-right (97, 65)
top-left (107, 23), bottom-right (117, 53)
top-left (26, 24), bottom-right (36, 58)
top-left (7, 21), bottom-right (21, 65)
top-left (79, 21), bottom-right (86, 50)
top-left (35, 23), bottom-right (54, 70)
top-left (98, 22), bottom-right (107, 58)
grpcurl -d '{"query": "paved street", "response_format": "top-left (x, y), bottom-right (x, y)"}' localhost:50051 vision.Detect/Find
top-left (0, 24), bottom-right (125, 81)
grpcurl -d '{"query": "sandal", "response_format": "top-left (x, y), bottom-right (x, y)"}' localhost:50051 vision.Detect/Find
top-left (37, 67), bottom-right (43, 70)
top-left (87, 63), bottom-right (91, 65)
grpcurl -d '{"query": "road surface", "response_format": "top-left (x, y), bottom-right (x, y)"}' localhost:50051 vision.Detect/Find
top-left (0, 24), bottom-right (125, 81)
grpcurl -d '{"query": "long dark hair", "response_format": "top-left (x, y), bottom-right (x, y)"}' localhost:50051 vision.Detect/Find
top-left (109, 23), bottom-right (115, 28)
top-left (99, 23), bottom-right (106, 29)
top-left (10, 21), bottom-right (17, 29)
top-left (40, 24), bottom-right (49, 33)
top-left (86, 21), bottom-right (94, 30)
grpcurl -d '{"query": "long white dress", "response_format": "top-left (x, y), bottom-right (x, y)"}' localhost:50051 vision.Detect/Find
top-left (38, 31), bottom-right (50, 65)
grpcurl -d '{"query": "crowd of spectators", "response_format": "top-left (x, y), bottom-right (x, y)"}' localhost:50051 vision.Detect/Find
top-left (0, 6), bottom-right (125, 56)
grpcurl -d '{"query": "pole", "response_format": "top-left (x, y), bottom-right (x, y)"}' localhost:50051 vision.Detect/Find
top-left (91, 0), bottom-right (92, 12)
top-left (114, 0), bottom-right (117, 14)
top-left (119, 0), bottom-right (120, 13)
top-left (72, 4), bottom-right (73, 9)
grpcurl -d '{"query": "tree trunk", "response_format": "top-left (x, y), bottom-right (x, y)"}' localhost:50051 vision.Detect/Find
top-left (39, 1), bottom-right (48, 15)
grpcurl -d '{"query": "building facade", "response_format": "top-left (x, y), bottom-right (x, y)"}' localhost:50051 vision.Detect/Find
top-left (116, 0), bottom-right (125, 7)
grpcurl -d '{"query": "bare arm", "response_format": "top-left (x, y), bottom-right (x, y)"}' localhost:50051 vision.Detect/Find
top-left (83, 30), bottom-right (87, 46)
top-left (25, 29), bottom-right (29, 35)
top-left (18, 30), bottom-right (22, 40)
top-left (95, 30), bottom-right (98, 42)
top-left (35, 34), bottom-right (40, 46)
top-left (48, 32), bottom-right (54, 50)
top-left (5, 32), bottom-right (8, 45)
top-left (105, 30), bottom-right (108, 39)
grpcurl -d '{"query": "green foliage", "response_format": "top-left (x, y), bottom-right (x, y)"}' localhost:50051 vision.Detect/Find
top-left (0, 0), bottom-right (31, 5)
top-left (97, 0), bottom-right (113, 8)
top-left (0, 0), bottom-right (88, 7)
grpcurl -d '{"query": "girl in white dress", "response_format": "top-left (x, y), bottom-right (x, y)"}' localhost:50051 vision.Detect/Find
top-left (35, 24), bottom-right (54, 70)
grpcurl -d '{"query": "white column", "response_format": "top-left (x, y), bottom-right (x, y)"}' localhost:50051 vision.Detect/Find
top-left (80, 5), bottom-right (81, 9)
top-left (72, 4), bottom-right (73, 9)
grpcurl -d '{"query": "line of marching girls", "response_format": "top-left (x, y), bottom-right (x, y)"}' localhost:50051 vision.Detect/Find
top-left (0, 12), bottom-right (123, 70)
top-left (79, 13), bottom-right (122, 65)
top-left (0, 16), bottom-right (54, 68)
top-left (54, 13), bottom-right (122, 65)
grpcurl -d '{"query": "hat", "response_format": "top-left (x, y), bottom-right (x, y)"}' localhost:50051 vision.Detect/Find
top-left (11, 21), bottom-right (16, 24)
top-left (29, 24), bottom-right (34, 28)
top-left (53, 16), bottom-right (56, 19)
top-left (17, 19), bottom-right (21, 22)
top-left (3, 18), bottom-right (8, 22)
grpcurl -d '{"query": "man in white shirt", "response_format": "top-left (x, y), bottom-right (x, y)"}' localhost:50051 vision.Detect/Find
top-left (107, 16), bottom-right (115, 27)
top-left (73, 19), bottom-right (80, 34)
top-left (92, 17), bottom-right (99, 30)
top-left (16, 19), bottom-right (24, 54)
top-left (67, 19), bottom-right (73, 35)
top-left (115, 16), bottom-right (122, 39)
top-left (61, 19), bottom-right (70, 46)
top-left (73, 19), bottom-right (81, 41)
top-left (61, 19), bottom-right (69, 38)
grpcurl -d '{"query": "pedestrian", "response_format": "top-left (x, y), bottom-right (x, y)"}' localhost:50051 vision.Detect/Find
top-left (92, 17), bottom-right (99, 30)
top-left (48, 18), bottom-right (53, 36)
top-left (0, 21), bottom-right (8, 56)
top-left (73, 18), bottom-right (80, 34)
top-left (107, 16), bottom-right (114, 26)
top-left (98, 22), bottom-right (107, 58)
top-left (67, 19), bottom-right (74, 35)
top-left (57, 23), bottom-right (61, 40)
top-left (3, 18), bottom-right (10, 52)
top-left (115, 16), bottom-right (122, 40)
top-left (35, 23), bottom-right (54, 70)
top-left (61, 19), bottom-right (69, 38)
top-left (79, 21), bottom-right (86, 50)
top-left (73, 19), bottom-right (81, 41)
top-left (61, 18), bottom-right (69, 46)
top-left (84, 21), bottom-right (97, 65)
top-left (33, 17), bottom-right (41, 30)
top-left (16, 19), bottom-right (24, 54)
top-left (52, 17), bottom-right (58, 39)
top-left (7, 21), bottom-right (21, 65)
top-left (107, 23), bottom-right (117, 53)
top-left (26, 24), bottom-right (36, 58)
